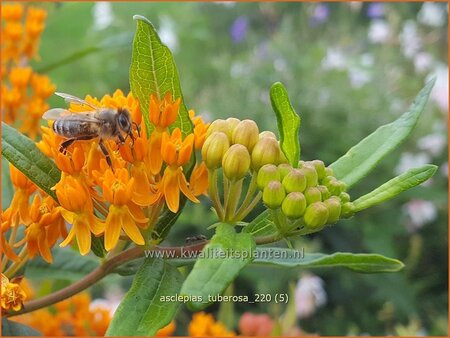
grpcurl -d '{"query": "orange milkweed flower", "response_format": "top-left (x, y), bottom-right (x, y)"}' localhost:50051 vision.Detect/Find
top-left (157, 321), bottom-right (176, 336)
top-left (9, 67), bottom-right (32, 89)
top-left (146, 93), bottom-right (180, 174)
top-left (101, 169), bottom-right (148, 251)
top-left (189, 109), bottom-right (210, 149)
top-left (30, 73), bottom-right (55, 99)
top-left (188, 312), bottom-right (235, 337)
top-left (157, 128), bottom-right (199, 213)
top-left (1, 209), bottom-right (20, 262)
top-left (14, 195), bottom-right (66, 263)
top-left (56, 176), bottom-right (103, 255)
top-left (1, 4), bottom-right (24, 21)
top-left (8, 163), bottom-right (36, 226)
top-left (1, 273), bottom-right (27, 313)
top-left (189, 162), bottom-right (209, 197)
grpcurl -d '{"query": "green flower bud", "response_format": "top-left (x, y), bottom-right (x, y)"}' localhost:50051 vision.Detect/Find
top-left (304, 187), bottom-right (322, 204)
top-left (298, 160), bottom-right (305, 168)
top-left (304, 202), bottom-right (329, 229)
top-left (282, 169), bottom-right (307, 193)
top-left (256, 164), bottom-right (281, 190)
top-left (324, 167), bottom-right (334, 177)
top-left (251, 137), bottom-right (281, 170)
top-left (263, 180), bottom-right (286, 209)
top-left (317, 185), bottom-right (330, 200)
top-left (277, 148), bottom-right (289, 165)
top-left (226, 117), bottom-right (240, 132)
top-left (324, 197), bottom-right (341, 224)
top-left (327, 179), bottom-right (341, 196)
top-left (341, 202), bottom-right (355, 218)
top-left (232, 119), bottom-right (260, 152)
top-left (222, 144), bottom-right (251, 181)
top-left (339, 192), bottom-right (351, 203)
top-left (259, 131), bottom-right (277, 139)
top-left (311, 160), bottom-right (326, 180)
top-left (207, 119), bottom-right (232, 140)
top-left (281, 192), bottom-right (306, 219)
top-left (278, 163), bottom-right (293, 180)
top-left (201, 132), bottom-right (230, 169)
top-left (302, 165), bottom-right (319, 187)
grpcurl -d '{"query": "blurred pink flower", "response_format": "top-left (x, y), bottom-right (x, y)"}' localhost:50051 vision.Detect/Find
top-left (295, 273), bottom-right (326, 319)
top-left (403, 199), bottom-right (438, 232)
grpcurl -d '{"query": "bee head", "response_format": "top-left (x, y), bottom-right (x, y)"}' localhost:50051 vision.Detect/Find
top-left (117, 108), bottom-right (132, 134)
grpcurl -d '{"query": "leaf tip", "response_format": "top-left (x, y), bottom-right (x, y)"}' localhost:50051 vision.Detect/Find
top-left (133, 14), bottom-right (152, 25)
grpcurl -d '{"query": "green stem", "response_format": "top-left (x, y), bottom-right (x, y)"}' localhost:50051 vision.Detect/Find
top-left (208, 169), bottom-right (224, 220)
top-left (4, 247), bottom-right (28, 278)
top-left (224, 179), bottom-right (243, 222)
top-left (233, 192), bottom-right (262, 221)
top-left (234, 174), bottom-right (258, 217)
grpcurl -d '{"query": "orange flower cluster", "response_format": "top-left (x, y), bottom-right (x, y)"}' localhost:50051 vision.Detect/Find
top-left (1, 274), bottom-right (27, 313)
top-left (36, 90), bottom-right (208, 255)
top-left (13, 293), bottom-right (111, 336)
top-left (188, 312), bottom-right (235, 337)
top-left (1, 3), bottom-right (56, 138)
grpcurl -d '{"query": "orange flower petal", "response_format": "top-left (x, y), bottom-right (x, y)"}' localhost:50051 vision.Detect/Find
top-left (120, 211), bottom-right (145, 245)
top-left (104, 210), bottom-right (121, 251)
top-left (163, 168), bottom-right (180, 213)
top-left (74, 217), bottom-right (91, 255)
top-left (178, 169), bottom-right (199, 203)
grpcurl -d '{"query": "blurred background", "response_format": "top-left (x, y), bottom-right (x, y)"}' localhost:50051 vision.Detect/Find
top-left (4, 1), bottom-right (448, 336)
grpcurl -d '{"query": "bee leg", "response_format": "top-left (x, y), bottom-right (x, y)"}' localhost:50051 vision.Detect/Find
top-left (99, 139), bottom-right (113, 171)
top-left (59, 139), bottom-right (74, 155)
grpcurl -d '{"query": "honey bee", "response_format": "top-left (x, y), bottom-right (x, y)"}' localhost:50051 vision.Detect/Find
top-left (43, 92), bottom-right (137, 169)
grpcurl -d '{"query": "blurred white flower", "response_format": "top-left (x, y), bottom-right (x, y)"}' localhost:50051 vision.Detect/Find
top-left (349, 67), bottom-right (371, 88)
top-left (417, 133), bottom-right (446, 156)
top-left (295, 273), bottom-right (326, 319)
top-left (158, 16), bottom-right (178, 52)
top-left (403, 199), bottom-right (438, 232)
top-left (400, 20), bottom-right (421, 59)
top-left (428, 64), bottom-right (449, 114)
top-left (214, 1), bottom-right (235, 7)
top-left (90, 287), bottom-right (124, 316)
top-left (440, 162), bottom-right (448, 177)
top-left (414, 52), bottom-right (434, 74)
top-left (92, 2), bottom-right (114, 31)
top-left (347, 2), bottom-right (363, 12)
top-left (321, 48), bottom-right (347, 70)
top-left (368, 20), bottom-right (390, 43)
top-left (418, 2), bottom-right (447, 27)
top-left (395, 152), bottom-right (431, 175)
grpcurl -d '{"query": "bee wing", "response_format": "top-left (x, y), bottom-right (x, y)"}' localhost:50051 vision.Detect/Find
top-left (42, 109), bottom-right (101, 122)
top-left (55, 92), bottom-right (99, 110)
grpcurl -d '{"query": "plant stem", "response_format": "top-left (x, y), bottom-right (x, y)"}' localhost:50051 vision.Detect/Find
top-left (234, 192), bottom-right (262, 221)
top-left (6, 242), bottom-right (207, 317)
top-left (4, 247), bottom-right (29, 278)
top-left (224, 179), bottom-right (243, 222)
top-left (208, 169), bottom-right (224, 219)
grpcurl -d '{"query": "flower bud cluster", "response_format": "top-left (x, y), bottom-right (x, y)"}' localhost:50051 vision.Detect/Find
top-left (258, 160), bottom-right (354, 229)
top-left (202, 118), bottom-right (286, 180)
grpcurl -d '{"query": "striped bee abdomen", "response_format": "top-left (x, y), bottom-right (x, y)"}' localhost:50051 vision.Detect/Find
top-left (52, 120), bottom-right (99, 138)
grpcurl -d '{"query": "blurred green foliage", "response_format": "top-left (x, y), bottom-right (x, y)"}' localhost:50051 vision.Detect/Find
top-left (23, 1), bottom-right (448, 336)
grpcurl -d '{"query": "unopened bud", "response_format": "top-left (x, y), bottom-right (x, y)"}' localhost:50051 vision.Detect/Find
top-left (304, 187), bottom-right (322, 204)
top-left (282, 169), bottom-right (306, 193)
top-left (263, 180), bottom-right (286, 209)
top-left (226, 117), bottom-right (240, 132)
top-left (281, 192), bottom-right (306, 219)
top-left (201, 132), bottom-right (230, 169)
top-left (304, 202), bottom-right (329, 229)
top-left (257, 164), bottom-right (281, 190)
top-left (277, 148), bottom-right (289, 165)
top-left (259, 131), bottom-right (277, 139)
top-left (251, 137), bottom-right (281, 170)
top-left (278, 163), bottom-right (293, 180)
top-left (324, 167), bottom-right (334, 177)
top-left (311, 160), bottom-right (326, 180)
top-left (317, 185), bottom-right (330, 200)
top-left (232, 119), bottom-right (260, 152)
top-left (222, 144), bottom-right (250, 181)
top-left (207, 119), bottom-right (232, 140)
top-left (324, 197), bottom-right (341, 223)
top-left (339, 192), bottom-right (350, 203)
top-left (302, 165), bottom-right (319, 187)
top-left (341, 202), bottom-right (355, 218)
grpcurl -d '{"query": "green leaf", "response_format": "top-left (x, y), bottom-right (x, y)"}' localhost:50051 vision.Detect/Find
top-left (270, 82), bottom-right (301, 167)
top-left (2, 158), bottom-right (14, 209)
top-left (2, 318), bottom-right (42, 336)
top-left (330, 78), bottom-right (436, 188)
top-left (151, 199), bottom-right (186, 243)
top-left (352, 164), bottom-right (437, 212)
top-left (130, 15), bottom-right (193, 137)
top-left (2, 122), bottom-right (61, 201)
top-left (253, 248), bottom-right (404, 273)
top-left (90, 234), bottom-right (106, 258)
top-left (180, 223), bottom-right (256, 310)
top-left (25, 247), bottom-right (98, 281)
top-left (242, 210), bottom-right (277, 237)
top-left (106, 258), bottom-right (183, 336)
